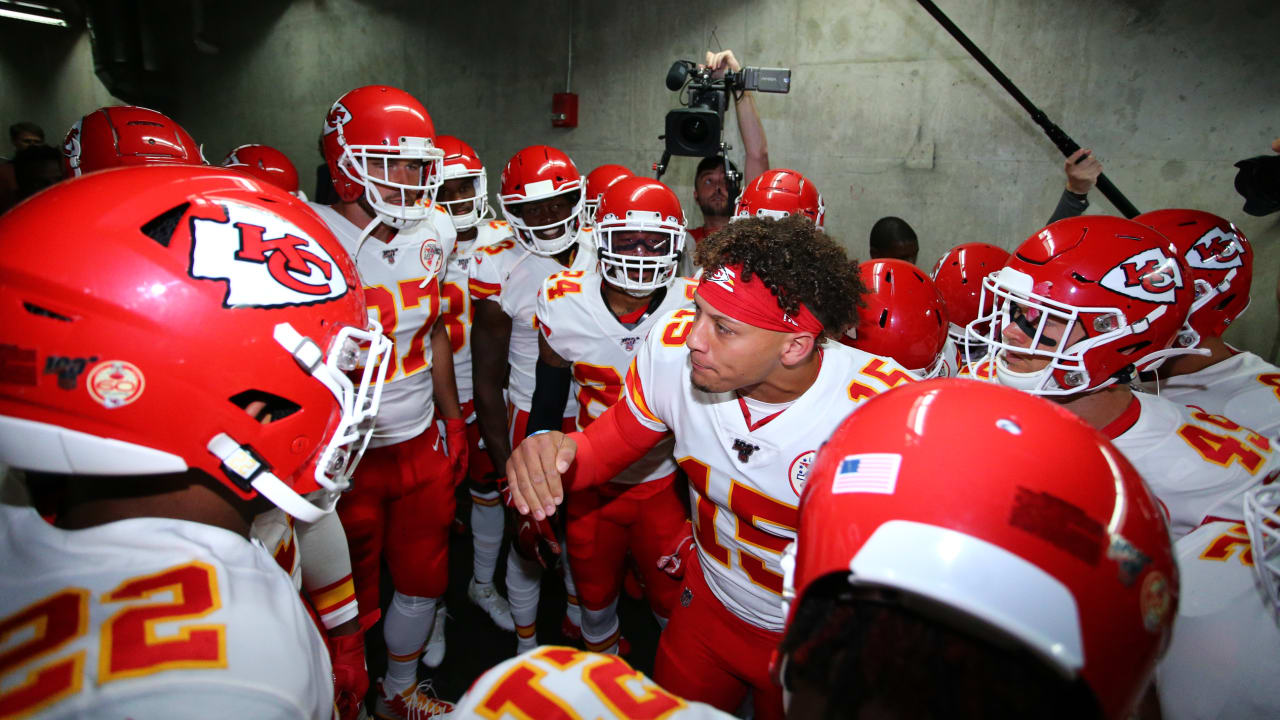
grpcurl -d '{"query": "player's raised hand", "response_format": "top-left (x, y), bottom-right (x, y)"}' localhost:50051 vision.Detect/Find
top-left (505, 431), bottom-right (578, 520)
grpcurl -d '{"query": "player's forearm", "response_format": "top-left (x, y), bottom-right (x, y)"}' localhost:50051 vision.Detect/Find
top-left (736, 92), bottom-right (770, 183)
top-left (566, 401), bottom-right (666, 491)
top-left (429, 320), bottom-right (463, 420)
top-left (473, 375), bottom-right (511, 470)
top-left (471, 303), bottom-right (514, 470)
top-left (528, 359), bottom-right (572, 434)
top-left (295, 511), bottom-right (358, 630)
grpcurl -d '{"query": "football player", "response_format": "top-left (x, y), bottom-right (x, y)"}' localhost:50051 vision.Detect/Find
top-left (62, 104), bottom-right (205, 177)
top-left (581, 163), bottom-right (634, 226)
top-left (426, 135), bottom-right (517, 659)
top-left (679, 167), bottom-right (823, 278)
top-left (468, 145), bottom-right (596, 651)
top-left (451, 646), bottom-right (736, 718)
top-left (223, 143), bottom-right (306, 199)
top-left (1154, 481), bottom-right (1280, 717)
top-left (779, 379), bottom-right (1176, 720)
top-left (312, 84), bottom-right (461, 719)
top-left (0, 165), bottom-right (390, 718)
top-left (1133, 209), bottom-right (1278, 441)
top-left (867, 216), bottom-right (918, 265)
top-left (841, 258), bottom-right (951, 378)
top-left (62, 103), bottom-right (372, 717)
top-left (930, 240), bottom-right (1009, 374)
top-left (506, 215), bottom-right (916, 719)
top-left (731, 168), bottom-right (824, 227)
top-left (968, 215), bottom-right (1280, 537)
top-left (528, 177), bottom-right (696, 654)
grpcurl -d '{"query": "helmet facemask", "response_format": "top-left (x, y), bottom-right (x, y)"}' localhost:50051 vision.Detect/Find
top-left (336, 136), bottom-right (444, 230)
top-left (914, 351), bottom-right (950, 379)
top-left (595, 211), bottom-right (684, 295)
top-left (437, 167), bottom-right (492, 231)
top-left (208, 317), bottom-right (392, 521)
top-left (969, 267), bottom-right (1142, 396)
top-left (1244, 482), bottom-right (1280, 616)
top-left (501, 187), bottom-right (584, 256)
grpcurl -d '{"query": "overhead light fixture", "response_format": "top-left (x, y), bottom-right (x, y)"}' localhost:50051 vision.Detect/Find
top-left (0, 1), bottom-right (68, 27)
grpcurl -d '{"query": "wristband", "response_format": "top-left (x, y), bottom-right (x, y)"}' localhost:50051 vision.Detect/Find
top-left (528, 429), bottom-right (552, 437)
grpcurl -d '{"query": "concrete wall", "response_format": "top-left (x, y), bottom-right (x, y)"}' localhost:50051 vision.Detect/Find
top-left (3, 0), bottom-right (1277, 355)
top-left (0, 20), bottom-right (118, 155)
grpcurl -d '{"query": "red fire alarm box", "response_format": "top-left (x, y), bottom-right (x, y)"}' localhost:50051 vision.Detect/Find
top-left (552, 92), bottom-right (578, 128)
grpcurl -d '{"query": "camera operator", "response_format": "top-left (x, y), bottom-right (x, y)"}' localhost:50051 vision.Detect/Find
top-left (685, 50), bottom-right (770, 266)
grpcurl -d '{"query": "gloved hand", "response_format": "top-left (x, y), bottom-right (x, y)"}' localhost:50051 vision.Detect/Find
top-left (657, 521), bottom-right (696, 580)
top-left (328, 630), bottom-right (369, 720)
top-left (503, 480), bottom-right (561, 568)
top-left (444, 417), bottom-right (468, 487)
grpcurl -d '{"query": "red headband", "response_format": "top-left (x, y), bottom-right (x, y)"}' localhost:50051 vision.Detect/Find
top-left (696, 263), bottom-right (825, 335)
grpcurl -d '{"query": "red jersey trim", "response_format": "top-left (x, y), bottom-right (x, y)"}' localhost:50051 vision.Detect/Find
top-left (1100, 394), bottom-right (1142, 439)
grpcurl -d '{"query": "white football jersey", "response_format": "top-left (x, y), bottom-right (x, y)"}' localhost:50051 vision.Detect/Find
top-left (250, 508), bottom-right (358, 631)
top-left (1156, 520), bottom-right (1280, 719)
top-left (251, 508), bottom-right (300, 590)
top-left (441, 220), bottom-right (517, 406)
top-left (1140, 351), bottom-right (1280, 444)
top-left (536, 271), bottom-right (698, 485)
top-left (451, 645), bottom-right (736, 719)
top-left (1109, 392), bottom-right (1279, 537)
top-left (309, 203), bottom-right (457, 448)
top-left (624, 314), bottom-right (918, 630)
top-left (0, 504), bottom-right (333, 719)
top-left (468, 231), bottom-right (595, 412)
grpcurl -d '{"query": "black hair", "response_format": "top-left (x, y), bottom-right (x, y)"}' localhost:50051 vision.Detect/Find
top-left (869, 216), bottom-right (918, 253)
top-left (779, 576), bottom-right (1104, 720)
top-left (10, 121), bottom-right (44, 142)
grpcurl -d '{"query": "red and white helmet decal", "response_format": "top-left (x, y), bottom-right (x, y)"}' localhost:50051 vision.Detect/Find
top-left (1099, 247), bottom-right (1184, 304)
top-left (190, 200), bottom-right (349, 307)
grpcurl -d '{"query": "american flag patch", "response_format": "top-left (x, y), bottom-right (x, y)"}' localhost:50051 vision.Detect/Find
top-left (831, 454), bottom-right (902, 495)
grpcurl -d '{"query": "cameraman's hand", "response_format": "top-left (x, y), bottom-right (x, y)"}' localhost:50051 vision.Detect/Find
top-left (1065, 148), bottom-right (1102, 195)
top-left (703, 50), bottom-right (742, 79)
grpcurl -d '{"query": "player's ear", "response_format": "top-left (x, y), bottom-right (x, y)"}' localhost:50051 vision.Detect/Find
top-left (779, 332), bottom-right (817, 367)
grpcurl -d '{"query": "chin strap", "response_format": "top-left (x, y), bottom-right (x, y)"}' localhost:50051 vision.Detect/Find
top-left (207, 432), bottom-right (335, 522)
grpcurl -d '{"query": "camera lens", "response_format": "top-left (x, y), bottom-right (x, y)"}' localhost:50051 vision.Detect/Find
top-left (681, 116), bottom-right (709, 143)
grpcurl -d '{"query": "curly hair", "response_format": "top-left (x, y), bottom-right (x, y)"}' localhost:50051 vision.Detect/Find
top-left (695, 216), bottom-right (864, 338)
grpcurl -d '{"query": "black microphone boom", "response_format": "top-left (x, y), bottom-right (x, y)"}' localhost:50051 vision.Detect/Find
top-left (915, 0), bottom-right (1140, 218)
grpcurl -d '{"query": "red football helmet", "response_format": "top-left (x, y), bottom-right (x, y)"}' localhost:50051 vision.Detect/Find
top-left (435, 134), bottom-right (493, 231)
top-left (969, 216), bottom-right (1196, 396)
top-left (782, 379), bottom-right (1176, 720)
top-left (62, 105), bottom-right (204, 177)
top-left (841, 259), bottom-right (949, 377)
top-left (594, 177), bottom-right (686, 294)
top-left (931, 241), bottom-right (1010, 347)
top-left (498, 145), bottom-right (585, 255)
top-left (732, 168), bottom-right (825, 227)
top-left (1135, 209), bottom-right (1253, 340)
top-left (223, 144), bottom-right (302, 197)
top-left (0, 166), bottom-right (392, 521)
top-left (582, 164), bottom-right (634, 226)
top-left (321, 85), bottom-right (444, 229)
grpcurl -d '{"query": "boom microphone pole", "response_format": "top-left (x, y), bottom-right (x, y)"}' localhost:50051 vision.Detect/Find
top-left (915, 0), bottom-right (1141, 218)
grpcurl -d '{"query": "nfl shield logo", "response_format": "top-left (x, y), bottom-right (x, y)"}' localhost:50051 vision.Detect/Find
top-left (382, 248), bottom-right (399, 264)
top-left (620, 336), bottom-right (639, 351)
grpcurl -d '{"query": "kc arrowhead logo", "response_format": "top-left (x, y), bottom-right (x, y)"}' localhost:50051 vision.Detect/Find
top-left (190, 200), bottom-right (349, 308)
top-left (1099, 248), bottom-right (1183, 304)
